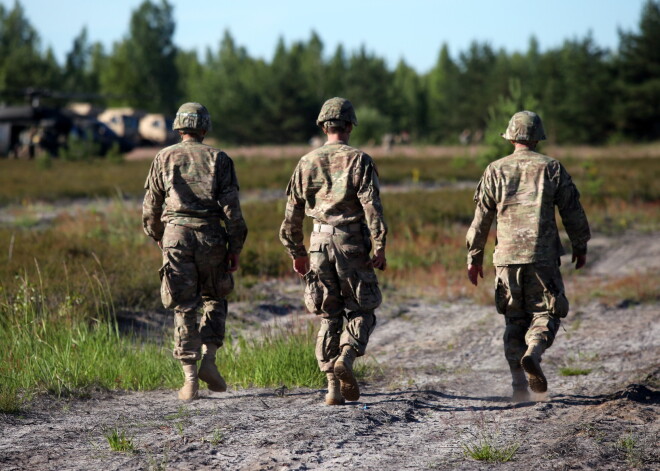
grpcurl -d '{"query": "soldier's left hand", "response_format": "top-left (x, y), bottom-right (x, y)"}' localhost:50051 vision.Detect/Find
top-left (371, 248), bottom-right (387, 271)
top-left (227, 253), bottom-right (240, 272)
top-left (467, 264), bottom-right (483, 286)
top-left (572, 254), bottom-right (587, 270)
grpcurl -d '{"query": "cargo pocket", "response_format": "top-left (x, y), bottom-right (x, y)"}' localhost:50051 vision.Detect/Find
top-left (338, 233), bottom-right (366, 256)
top-left (159, 260), bottom-right (197, 309)
top-left (303, 271), bottom-right (325, 314)
top-left (544, 289), bottom-right (569, 318)
top-left (159, 262), bottom-right (175, 309)
top-left (352, 270), bottom-right (382, 311)
top-left (495, 278), bottom-right (509, 315)
top-left (214, 271), bottom-right (234, 298)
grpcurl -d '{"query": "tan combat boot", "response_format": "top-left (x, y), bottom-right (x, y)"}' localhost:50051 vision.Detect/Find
top-left (510, 366), bottom-right (530, 402)
top-left (178, 360), bottom-right (199, 401)
top-left (334, 346), bottom-right (360, 401)
top-left (198, 344), bottom-right (227, 392)
top-left (521, 341), bottom-right (547, 393)
top-left (325, 372), bottom-right (345, 406)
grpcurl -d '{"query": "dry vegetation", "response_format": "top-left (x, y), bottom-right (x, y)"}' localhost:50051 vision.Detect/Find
top-left (0, 144), bottom-right (658, 470)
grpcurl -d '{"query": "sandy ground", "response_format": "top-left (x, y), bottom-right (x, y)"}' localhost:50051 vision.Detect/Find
top-left (1, 240), bottom-right (659, 470)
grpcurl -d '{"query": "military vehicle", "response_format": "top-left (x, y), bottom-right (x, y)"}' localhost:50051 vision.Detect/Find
top-left (0, 89), bottom-right (131, 158)
top-left (139, 113), bottom-right (177, 145)
top-left (97, 107), bottom-right (142, 148)
top-left (0, 103), bottom-right (72, 158)
top-left (98, 108), bottom-right (177, 146)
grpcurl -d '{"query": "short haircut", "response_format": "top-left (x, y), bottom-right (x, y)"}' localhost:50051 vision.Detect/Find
top-left (323, 120), bottom-right (349, 133)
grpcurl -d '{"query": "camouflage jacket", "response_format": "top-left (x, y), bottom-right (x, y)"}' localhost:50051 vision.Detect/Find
top-left (466, 148), bottom-right (590, 266)
top-left (279, 140), bottom-right (387, 258)
top-left (142, 139), bottom-right (248, 254)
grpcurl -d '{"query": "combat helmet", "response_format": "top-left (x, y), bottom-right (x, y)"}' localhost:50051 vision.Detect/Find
top-left (316, 97), bottom-right (358, 128)
top-left (172, 102), bottom-right (212, 133)
top-left (501, 111), bottom-right (546, 141)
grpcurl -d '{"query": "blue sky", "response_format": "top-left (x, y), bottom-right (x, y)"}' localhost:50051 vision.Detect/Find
top-left (9, 0), bottom-right (649, 73)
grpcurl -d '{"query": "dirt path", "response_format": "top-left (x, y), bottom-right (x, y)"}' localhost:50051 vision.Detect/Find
top-left (1, 293), bottom-right (658, 470)
top-left (1, 225), bottom-right (659, 470)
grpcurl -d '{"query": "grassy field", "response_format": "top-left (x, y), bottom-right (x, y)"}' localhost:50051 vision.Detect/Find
top-left (2, 148), bottom-right (659, 203)
top-left (1, 145), bottom-right (659, 411)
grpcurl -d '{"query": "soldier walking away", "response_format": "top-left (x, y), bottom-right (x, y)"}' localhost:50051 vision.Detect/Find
top-left (466, 111), bottom-right (590, 402)
top-left (280, 97), bottom-right (388, 405)
top-left (143, 102), bottom-right (248, 401)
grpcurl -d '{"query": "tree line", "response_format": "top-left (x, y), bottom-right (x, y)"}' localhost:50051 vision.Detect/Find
top-left (1, 0), bottom-right (659, 145)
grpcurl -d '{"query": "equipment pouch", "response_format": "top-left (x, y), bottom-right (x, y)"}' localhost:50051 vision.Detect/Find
top-left (214, 271), bottom-right (234, 298)
top-left (544, 289), bottom-right (569, 318)
top-left (352, 270), bottom-right (382, 311)
top-left (495, 278), bottom-right (509, 315)
top-left (536, 266), bottom-right (569, 318)
top-left (303, 271), bottom-right (325, 314)
top-left (159, 262), bottom-right (175, 309)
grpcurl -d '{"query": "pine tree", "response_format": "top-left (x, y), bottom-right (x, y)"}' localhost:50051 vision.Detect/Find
top-left (615, 0), bottom-right (660, 140)
top-left (100, 0), bottom-right (179, 113)
top-left (479, 79), bottom-right (540, 168)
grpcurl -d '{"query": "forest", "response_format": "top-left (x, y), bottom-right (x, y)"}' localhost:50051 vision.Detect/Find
top-left (1, 0), bottom-right (659, 146)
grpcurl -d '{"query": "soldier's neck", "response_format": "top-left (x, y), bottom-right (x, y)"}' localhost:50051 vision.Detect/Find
top-left (180, 132), bottom-right (204, 143)
top-left (513, 142), bottom-right (537, 151)
top-left (326, 133), bottom-right (350, 145)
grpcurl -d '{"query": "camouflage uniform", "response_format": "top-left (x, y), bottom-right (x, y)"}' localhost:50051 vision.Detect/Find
top-left (143, 137), bottom-right (247, 362)
top-left (279, 131), bottom-right (387, 373)
top-left (466, 111), bottom-right (590, 393)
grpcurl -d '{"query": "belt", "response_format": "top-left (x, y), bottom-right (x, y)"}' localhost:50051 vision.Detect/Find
top-left (312, 223), bottom-right (362, 234)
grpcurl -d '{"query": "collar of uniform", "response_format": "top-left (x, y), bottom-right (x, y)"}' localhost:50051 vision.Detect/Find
top-left (182, 137), bottom-right (203, 144)
top-left (513, 147), bottom-right (535, 154)
top-left (324, 140), bottom-right (346, 146)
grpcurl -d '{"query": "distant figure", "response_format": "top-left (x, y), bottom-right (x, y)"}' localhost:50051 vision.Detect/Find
top-left (280, 97), bottom-right (387, 405)
top-left (308, 135), bottom-right (325, 148)
top-left (459, 129), bottom-right (472, 145)
top-left (397, 130), bottom-right (411, 145)
top-left (381, 133), bottom-right (394, 152)
top-left (466, 111), bottom-right (590, 402)
top-left (142, 102), bottom-right (248, 401)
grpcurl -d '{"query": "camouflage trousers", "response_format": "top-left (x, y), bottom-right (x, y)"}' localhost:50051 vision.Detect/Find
top-left (160, 224), bottom-right (234, 361)
top-left (495, 262), bottom-right (569, 370)
top-left (304, 229), bottom-right (381, 372)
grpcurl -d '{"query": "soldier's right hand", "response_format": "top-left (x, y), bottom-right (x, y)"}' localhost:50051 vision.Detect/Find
top-left (467, 264), bottom-right (483, 286)
top-left (371, 248), bottom-right (387, 271)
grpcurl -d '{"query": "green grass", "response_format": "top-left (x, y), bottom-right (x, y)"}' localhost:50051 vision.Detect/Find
top-left (616, 432), bottom-right (651, 468)
top-left (105, 427), bottom-right (136, 452)
top-left (0, 149), bottom-right (659, 408)
top-left (219, 322), bottom-right (324, 389)
top-left (207, 428), bottom-right (224, 445)
top-left (0, 266), bottom-right (330, 411)
top-left (462, 436), bottom-right (520, 463)
top-left (2, 148), bottom-right (659, 204)
top-left (558, 351), bottom-right (598, 376)
top-left (558, 366), bottom-right (593, 376)
top-left (0, 276), bottom-right (182, 405)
